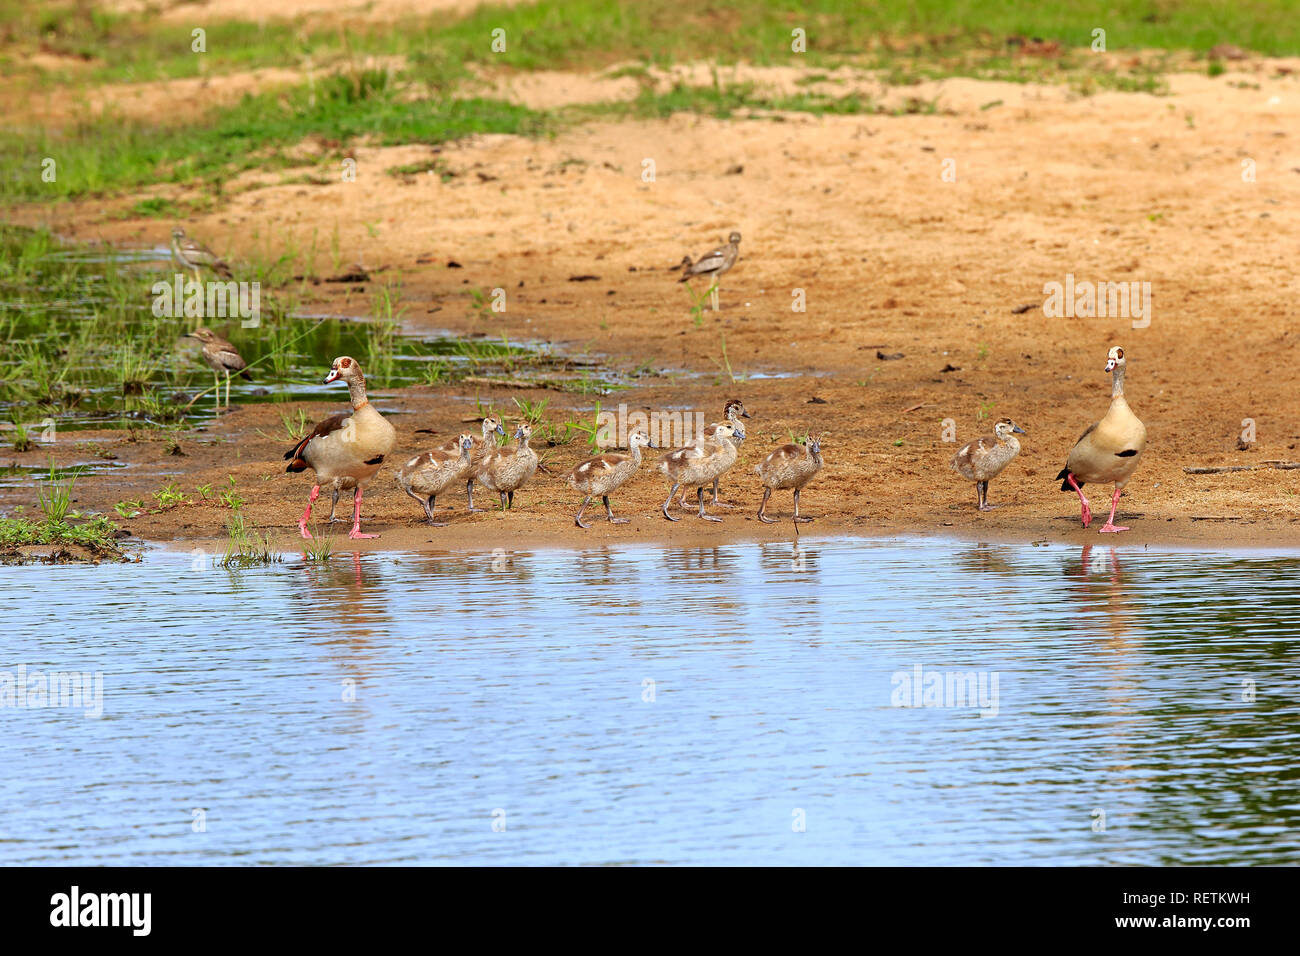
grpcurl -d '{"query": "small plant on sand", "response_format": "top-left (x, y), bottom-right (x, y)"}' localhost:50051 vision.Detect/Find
top-left (114, 499), bottom-right (144, 518)
top-left (302, 535), bottom-right (334, 563)
top-left (712, 332), bottom-right (744, 385)
top-left (258, 407), bottom-right (312, 443)
top-left (219, 513), bottom-right (280, 569)
top-left (512, 396), bottom-right (549, 427)
top-left (151, 482), bottom-right (189, 510)
top-left (37, 463), bottom-right (78, 524)
top-left (684, 281), bottom-right (713, 327)
top-left (219, 475), bottom-right (243, 511)
top-left (8, 420), bottom-right (32, 452)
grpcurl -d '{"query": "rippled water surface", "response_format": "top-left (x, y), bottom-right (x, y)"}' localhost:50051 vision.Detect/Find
top-left (3, 537), bottom-right (1298, 865)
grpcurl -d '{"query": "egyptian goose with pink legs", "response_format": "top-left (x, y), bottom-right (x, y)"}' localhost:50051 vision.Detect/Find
top-left (1056, 346), bottom-right (1147, 533)
top-left (284, 356), bottom-right (396, 539)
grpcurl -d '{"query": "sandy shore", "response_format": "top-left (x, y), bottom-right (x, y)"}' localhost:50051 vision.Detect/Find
top-left (8, 62), bottom-right (1300, 552)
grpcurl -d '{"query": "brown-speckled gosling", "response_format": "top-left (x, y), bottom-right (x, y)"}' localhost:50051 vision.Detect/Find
top-left (476, 422), bottom-right (538, 511)
top-left (756, 436), bottom-right (823, 523)
top-left (283, 356), bottom-right (396, 539)
top-left (658, 423), bottom-right (739, 522)
top-left (567, 429), bottom-right (655, 528)
top-left (951, 418), bottom-right (1025, 512)
top-left (677, 398), bottom-right (750, 509)
top-left (184, 327), bottom-right (249, 411)
top-left (397, 433), bottom-right (475, 526)
top-left (436, 414), bottom-right (505, 511)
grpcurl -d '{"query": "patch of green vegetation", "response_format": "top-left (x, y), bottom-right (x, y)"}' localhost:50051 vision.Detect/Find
top-left (0, 464), bottom-right (127, 561)
top-left (2, 71), bottom-right (553, 202)
top-left (219, 512), bottom-right (281, 569)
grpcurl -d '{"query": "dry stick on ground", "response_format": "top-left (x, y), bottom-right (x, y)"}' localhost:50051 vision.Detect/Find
top-left (1183, 461), bottom-right (1300, 474)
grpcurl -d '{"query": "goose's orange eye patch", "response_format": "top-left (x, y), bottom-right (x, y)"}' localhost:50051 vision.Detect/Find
top-left (341, 358), bottom-right (352, 368)
top-left (1115, 348), bottom-right (1124, 359)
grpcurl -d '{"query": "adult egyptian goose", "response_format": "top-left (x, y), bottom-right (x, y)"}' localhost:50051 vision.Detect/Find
top-left (184, 326), bottom-right (249, 411)
top-left (171, 227), bottom-right (232, 281)
top-left (657, 423), bottom-right (738, 522)
top-left (567, 429), bottom-right (656, 528)
top-left (756, 437), bottom-right (824, 523)
top-left (283, 356), bottom-right (396, 539)
top-left (951, 418), bottom-right (1026, 511)
top-left (396, 433), bottom-right (474, 526)
top-left (679, 231), bottom-right (741, 311)
top-left (677, 398), bottom-right (750, 508)
top-left (436, 414), bottom-right (505, 511)
top-left (475, 422), bottom-right (538, 510)
top-left (1056, 346), bottom-right (1147, 533)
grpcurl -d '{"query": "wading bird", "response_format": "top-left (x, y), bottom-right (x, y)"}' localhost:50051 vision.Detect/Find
top-left (679, 231), bottom-right (741, 311)
top-left (1056, 346), bottom-right (1146, 533)
top-left (171, 227), bottom-right (232, 282)
top-left (284, 356), bottom-right (395, 540)
top-left (184, 327), bottom-right (249, 411)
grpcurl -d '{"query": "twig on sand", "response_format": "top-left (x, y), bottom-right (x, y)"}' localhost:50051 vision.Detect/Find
top-left (1184, 461), bottom-right (1300, 475)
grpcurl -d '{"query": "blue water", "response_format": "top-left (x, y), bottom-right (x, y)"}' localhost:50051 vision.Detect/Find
top-left (2, 536), bottom-right (1298, 865)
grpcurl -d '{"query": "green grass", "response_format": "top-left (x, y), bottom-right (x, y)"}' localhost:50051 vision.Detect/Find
top-left (0, 463), bottom-right (126, 561)
top-left (10, 1), bottom-right (1293, 205)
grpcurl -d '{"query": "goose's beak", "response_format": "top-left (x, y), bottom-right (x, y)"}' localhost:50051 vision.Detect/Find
top-left (324, 368), bottom-right (341, 384)
top-left (1013, 425), bottom-right (1026, 434)
top-left (741, 410), bottom-right (752, 418)
top-left (648, 441), bottom-right (659, 449)
top-left (496, 425), bottom-right (506, 436)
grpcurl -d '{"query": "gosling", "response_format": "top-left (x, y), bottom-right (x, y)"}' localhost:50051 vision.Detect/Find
top-left (396, 433), bottom-right (475, 526)
top-left (475, 422), bottom-right (538, 511)
top-left (756, 437), bottom-right (824, 523)
top-left (438, 414), bottom-right (505, 511)
top-left (567, 429), bottom-right (656, 529)
top-left (951, 418), bottom-right (1025, 512)
top-left (677, 398), bottom-right (750, 509)
top-left (658, 423), bottom-right (739, 522)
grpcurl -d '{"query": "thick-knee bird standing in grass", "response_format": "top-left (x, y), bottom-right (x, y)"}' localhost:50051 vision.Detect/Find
top-left (1056, 346), bottom-right (1146, 533)
top-left (171, 227), bottom-right (232, 282)
top-left (185, 327), bottom-right (249, 411)
top-left (951, 418), bottom-right (1025, 511)
top-left (679, 231), bottom-right (741, 312)
top-left (284, 356), bottom-right (395, 540)
top-left (567, 429), bottom-right (655, 528)
top-left (756, 436), bottom-right (824, 523)
top-left (658, 423), bottom-right (739, 522)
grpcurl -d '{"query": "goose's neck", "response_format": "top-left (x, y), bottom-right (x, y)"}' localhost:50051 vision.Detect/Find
top-left (628, 443), bottom-right (643, 467)
top-left (1111, 364), bottom-right (1126, 399)
top-left (348, 378), bottom-right (369, 409)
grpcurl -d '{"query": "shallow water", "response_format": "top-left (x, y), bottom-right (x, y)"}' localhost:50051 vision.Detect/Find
top-left (3, 536), bottom-right (1298, 865)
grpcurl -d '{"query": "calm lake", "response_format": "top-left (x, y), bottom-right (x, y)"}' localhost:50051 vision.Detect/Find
top-left (3, 536), bottom-right (1297, 865)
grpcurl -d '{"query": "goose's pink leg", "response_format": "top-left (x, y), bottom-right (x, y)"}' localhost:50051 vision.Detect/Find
top-left (299, 485), bottom-right (320, 539)
top-left (1067, 473), bottom-right (1092, 528)
top-left (349, 486), bottom-right (379, 539)
top-left (1098, 488), bottom-right (1129, 534)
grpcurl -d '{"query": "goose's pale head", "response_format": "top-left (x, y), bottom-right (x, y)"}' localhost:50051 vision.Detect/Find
top-left (1105, 346), bottom-right (1126, 373)
top-left (724, 398), bottom-right (751, 421)
top-left (993, 418), bottom-right (1026, 441)
top-left (728, 231), bottom-right (742, 245)
top-left (483, 414), bottom-right (506, 438)
top-left (324, 356), bottom-right (363, 386)
top-left (513, 422), bottom-right (533, 442)
top-left (172, 227), bottom-right (185, 240)
top-left (628, 429), bottom-right (655, 450)
top-left (459, 433), bottom-right (475, 452)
